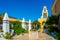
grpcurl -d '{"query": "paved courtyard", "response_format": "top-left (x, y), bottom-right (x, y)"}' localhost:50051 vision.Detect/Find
top-left (12, 32), bottom-right (55, 40)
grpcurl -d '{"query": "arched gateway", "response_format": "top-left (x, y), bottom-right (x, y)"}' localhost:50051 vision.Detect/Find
top-left (38, 6), bottom-right (48, 33)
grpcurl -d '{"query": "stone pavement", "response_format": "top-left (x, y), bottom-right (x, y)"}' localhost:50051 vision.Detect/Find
top-left (12, 33), bottom-right (55, 40)
top-left (12, 33), bottom-right (29, 40)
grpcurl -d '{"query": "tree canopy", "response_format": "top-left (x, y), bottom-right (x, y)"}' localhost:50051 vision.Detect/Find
top-left (46, 16), bottom-right (58, 26)
top-left (32, 20), bottom-right (40, 30)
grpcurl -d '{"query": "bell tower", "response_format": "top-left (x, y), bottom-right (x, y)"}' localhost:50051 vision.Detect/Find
top-left (41, 6), bottom-right (48, 18)
top-left (38, 6), bottom-right (48, 33)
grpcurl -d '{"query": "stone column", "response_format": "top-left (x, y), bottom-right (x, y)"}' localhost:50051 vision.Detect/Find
top-left (3, 12), bottom-right (10, 35)
top-left (28, 19), bottom-right (31, 32)
top-left (22, 18), bottom-right (26, 29)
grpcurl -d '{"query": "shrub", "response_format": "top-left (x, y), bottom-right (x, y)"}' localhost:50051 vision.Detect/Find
top-left (47, 26), bottom-right (57, 32)
top-left (10, 21), bottom-right (28, 35)
top-left (3, 32), bottom-right (12, 39)
top-left (55, 33), bottom-right (60, 40)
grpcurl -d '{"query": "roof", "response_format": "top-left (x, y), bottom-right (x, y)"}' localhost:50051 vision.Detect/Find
top-left (3, 12), bottom-right (9, 20)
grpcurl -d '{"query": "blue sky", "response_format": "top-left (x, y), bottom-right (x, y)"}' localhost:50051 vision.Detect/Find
top-left (0, 0), bottom-right (54, 21)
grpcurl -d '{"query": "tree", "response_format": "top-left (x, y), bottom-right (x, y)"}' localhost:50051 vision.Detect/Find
top-left (46, 16), bottom-right (59, 32)
top-left (32, 20), bottom-right (40, 31)
top-left (10, 21), bottom-right (28, 35)
top-left (46, 16), bottom-right (58, 26)
top-left (46, 15), bottom-right (60, 40)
